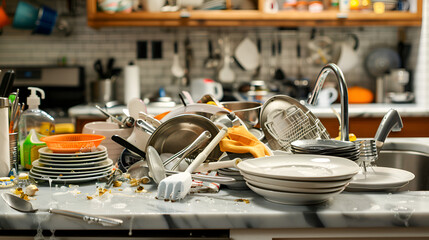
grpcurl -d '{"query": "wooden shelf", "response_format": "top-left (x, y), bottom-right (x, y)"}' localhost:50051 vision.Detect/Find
top-left (87, 0), bottom-right (422, 28)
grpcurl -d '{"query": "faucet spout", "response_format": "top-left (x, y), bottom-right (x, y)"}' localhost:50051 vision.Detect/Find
top-left (307, 63), bottom-right (349, 141)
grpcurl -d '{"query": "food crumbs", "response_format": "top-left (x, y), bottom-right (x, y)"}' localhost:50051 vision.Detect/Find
top-left (87, 196), bottom-right (93, 200)
top-left (13, 187), bottom-right (23, 195)
top-left (130, 178), bottom-right (139, 187)
top-left (235, 198), bottom-right (250, 204)
top-left (113, 180), bottom-right (122, 187)
top-left (20, 193), bottom-right (30, 201)
top-left (135, 186), bottom-right (144, 193)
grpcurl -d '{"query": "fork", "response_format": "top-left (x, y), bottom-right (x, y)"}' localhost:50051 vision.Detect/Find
top-left (156, 127), bottom-right (228, 201)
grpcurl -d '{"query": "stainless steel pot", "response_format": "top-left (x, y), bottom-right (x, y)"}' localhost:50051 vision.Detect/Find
top-left (91, 79), bottom-right (116, 104)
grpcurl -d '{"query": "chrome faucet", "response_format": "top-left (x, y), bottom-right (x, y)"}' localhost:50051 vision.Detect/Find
top-left (307, 63), bottom-right (349, 141)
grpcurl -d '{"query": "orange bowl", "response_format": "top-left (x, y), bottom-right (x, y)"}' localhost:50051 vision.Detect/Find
top-left (40, 134), bottom-right (106, 153)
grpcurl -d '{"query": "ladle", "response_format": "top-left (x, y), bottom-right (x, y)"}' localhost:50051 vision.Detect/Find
top-left (2, 193), bottom-right (123, 226)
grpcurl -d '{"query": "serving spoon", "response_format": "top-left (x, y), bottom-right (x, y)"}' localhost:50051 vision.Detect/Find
top-left (1, 193), bottom-right (123, 226)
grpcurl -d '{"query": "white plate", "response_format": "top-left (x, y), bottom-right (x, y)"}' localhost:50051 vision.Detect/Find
top-left (30, 167), bottom-right (112, 179)
top-left (247, 182), bottom-right (343, 205)
top-left (241, 171), bottom-right (351, 188)
top-left (38, 155), bottom-right (108, 164)
top-left (32, 159), bottom-right (113, 171)
top-left (31, 164), bottom-right (113, 175)
top-left (37, 157), bottom-right (108, 167)
top-left (347, 167), bottom-right (415, 190)
top-left (237, 155), bottom-right (359, 181)
top-left (38, 145), bottom-right (107, 157)
top-left (244, 177), bottom-right (346, 193)
top-left (29, 171), bottom-right (110, 183)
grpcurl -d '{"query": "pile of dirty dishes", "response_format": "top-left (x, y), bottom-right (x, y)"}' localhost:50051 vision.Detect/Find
top-left (217, 167), bottom-right (248, 190)
top-left (29, 146), bottom-right (113, 183)
top-left (291, 139), bottom-right (360, 161)
top-left (236, 155), bottom-right (360, 205)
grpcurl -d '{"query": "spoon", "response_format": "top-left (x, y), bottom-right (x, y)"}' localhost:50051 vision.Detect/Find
top-left (1, 193), bottom-right (123, 226)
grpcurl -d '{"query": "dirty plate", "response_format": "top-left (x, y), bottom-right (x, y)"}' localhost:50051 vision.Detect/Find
top-left (346, 166), bottom-right (414, 191)
top-left (237, 155), bottom-right (360, 181)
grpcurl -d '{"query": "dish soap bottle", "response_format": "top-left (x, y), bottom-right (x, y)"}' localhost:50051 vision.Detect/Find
top-left (18, 87), bottom-right (55, 170)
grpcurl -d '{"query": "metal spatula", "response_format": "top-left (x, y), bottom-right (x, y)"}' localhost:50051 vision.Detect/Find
top-left (1, 193), bottom-right (123, 226)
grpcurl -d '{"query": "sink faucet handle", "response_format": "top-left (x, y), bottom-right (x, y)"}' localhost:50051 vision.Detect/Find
top-left (374, 109), bottom-right (403, 143)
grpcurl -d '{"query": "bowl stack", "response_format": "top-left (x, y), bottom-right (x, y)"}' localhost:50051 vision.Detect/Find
top-left (237, 155), bottom-right (360, 205)
top-left (291, 139), bottom-right (360, 161)
top-left (29, 146), bottom-right (113, 183)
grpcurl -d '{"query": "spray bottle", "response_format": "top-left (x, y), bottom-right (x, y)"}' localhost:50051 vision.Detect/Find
top-left (18, 87), bottom-right (55, 169)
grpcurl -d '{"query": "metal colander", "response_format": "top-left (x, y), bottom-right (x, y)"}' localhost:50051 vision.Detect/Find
top-left (264, 106), bottom-right (330, 152)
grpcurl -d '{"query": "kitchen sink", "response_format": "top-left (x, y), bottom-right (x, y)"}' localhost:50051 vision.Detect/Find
top-left (377, 147), bottom-right (429, 191)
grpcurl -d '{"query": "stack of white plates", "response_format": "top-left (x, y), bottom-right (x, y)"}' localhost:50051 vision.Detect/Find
top-left (237, 155), bottom-right (360, 205)
top-left (291, 139), bottom-right (360, 161)
top-left (29, 146), bottom-right (113, 183)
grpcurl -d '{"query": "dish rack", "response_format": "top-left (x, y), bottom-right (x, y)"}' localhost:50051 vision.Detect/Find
top-left (265, 106), bottom-right (330, 152)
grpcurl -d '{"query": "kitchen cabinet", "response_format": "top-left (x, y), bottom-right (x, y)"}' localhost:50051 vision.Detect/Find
top-left (320, 116), bottom-right (429, 138)
top-left (86, 0), bottom-right (422, 28)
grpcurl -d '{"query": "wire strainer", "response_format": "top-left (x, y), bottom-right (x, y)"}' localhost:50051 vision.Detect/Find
top-left (264, 106), bottom-right (329, 152)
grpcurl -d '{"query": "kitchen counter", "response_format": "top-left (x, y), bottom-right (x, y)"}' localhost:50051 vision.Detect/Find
top-left (1, 138), bottom-right (429, 239)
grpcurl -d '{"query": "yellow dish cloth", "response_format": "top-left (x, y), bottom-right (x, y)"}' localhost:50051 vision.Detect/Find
top-left (219, 126), bottom-right (271, 158)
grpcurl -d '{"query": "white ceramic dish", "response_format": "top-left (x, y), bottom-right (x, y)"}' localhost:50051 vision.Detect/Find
top-left (32, 159), bottom-right (113, 171)
top-left (37, 156), bottom-right (108, 167)
top-left (30, 164), bottom-right (113, 175)
top-left (29, 171), bottom-right (110, 183)
top-left (38, 145), bottom-right (107, 157)
top-left (244, 177), bottom-right (346, 193)
top-left (30, 167), bottom-right (112, 179)
top-left (237, 155), bottom-right (360, 181)
top-left (247, 182), bottom-right (343, 205)
top-left (347, 167), bottom-right (415, 191)
top-left (240, 171), bottom-right (351, 188)
top-left (39, 153), bottom-right (108, 163)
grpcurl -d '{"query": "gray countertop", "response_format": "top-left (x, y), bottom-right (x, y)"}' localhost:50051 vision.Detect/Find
top-left (0, 138), bottom-right (429, 234)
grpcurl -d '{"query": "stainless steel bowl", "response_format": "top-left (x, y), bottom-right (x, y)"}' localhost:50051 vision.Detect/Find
top-left (221, 101), bottom-right (262, 128)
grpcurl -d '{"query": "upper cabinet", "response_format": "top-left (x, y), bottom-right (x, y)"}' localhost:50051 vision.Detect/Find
top-left (86, 0), bottom-right (423, 28)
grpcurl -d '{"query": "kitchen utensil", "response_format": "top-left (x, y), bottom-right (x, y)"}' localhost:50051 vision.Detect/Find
top-left (234, 37), bottom-right (259, 71)
top-left (164, 130), bottom-right (212, 170)
top-left (194, 158), bottom-right (242, 172)
top-left (40, 134), bottom-right (105, 153)
top-left (142, 0), bottom-right (166, 11)
top-left (146, 146), bottom-right (167, 184)
top-left (95, 105), bottom-right (124, 127)
top-left (306, 29), bottom-right (333, 66)
top-left (160, 103), bottom-right (229, 122)
top-left (261, 95), bottom-right (330, 151)
top-left (221, 101), bottom-right (262, 128)
top-left (204, 39), bottom-right (220, 69)
top-left (148, 114), bottom-right (223, 161)
top-left (218, 35), bottom-right (235, 83)
top-left (171, 40), bottom-right (185, 78)
top-left (251, 37), bottom-right (262, 79)
top-left (126, 160), bottom-right (236, 185)
top-left (365, 47), bottom-right (401, 78)
top-left (135, 119), bottom-right (156, 134)
top-left (334, 34), bottom-right (359, 73)
top-left (139, 111), bottom-right (161, 128)
top-left (111, 134), bottom-right (146, 159)
top-left (274, 37), bottom-right (286, 80)
top-left (0, 70), bottom-right (15, 97)
top-left (156, 127), bottom-right (228, 201)
top-left (2, 192), bottom-right (122, 226)
top-left (91, 79), bottom-right (116, 104)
